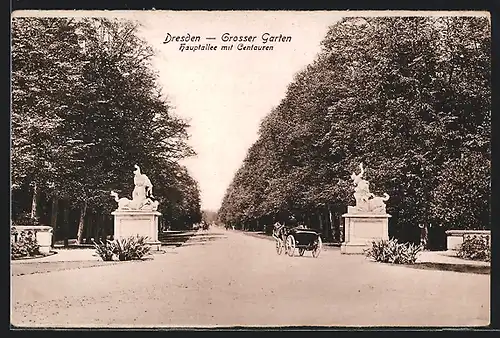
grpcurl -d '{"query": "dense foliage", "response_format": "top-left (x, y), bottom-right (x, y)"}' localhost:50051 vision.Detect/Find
top-left (218, 16), bottom-right (491, 241)
top-left (364, 238), bottom-right (423, 264)
top-left (457, 235), bottom-right (491, 262)
top-left (11, 17), bottom-right (202, 243)
top-left (92, 235), bottom-right (151, 261)
top-left (92, 239), bottom-right (115, 261)
top-left (112, 235), bottom-right (151, 261)
top-left (11, 228), bottom-right (41, 259)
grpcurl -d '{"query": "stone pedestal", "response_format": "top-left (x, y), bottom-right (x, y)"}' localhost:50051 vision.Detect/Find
top-left (341, 212), bottom-right (391, 254)
top-left (111, 210), bottom-right (162, 251)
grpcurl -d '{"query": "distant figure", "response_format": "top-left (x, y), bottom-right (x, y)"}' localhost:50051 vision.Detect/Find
top-left (202, 221), bottom-right (209, 231)
top-left (419, 223), bottom-right (429, 249)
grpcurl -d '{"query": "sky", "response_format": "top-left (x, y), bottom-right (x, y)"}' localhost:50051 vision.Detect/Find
top-left (131, 11), bottom-right (343, 211)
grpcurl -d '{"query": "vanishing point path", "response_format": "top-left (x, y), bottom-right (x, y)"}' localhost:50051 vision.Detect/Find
top-left (11, 228), bottom-right (489, 328)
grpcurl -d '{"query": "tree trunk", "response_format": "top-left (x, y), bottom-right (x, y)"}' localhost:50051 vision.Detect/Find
top-left (76, 200), bottom-right (88, 245)
top-left (50, 197), bottom-right (58, 247)
top-left (104, 213), bottom-right (110, 239)
top-left (30, 182), bottom-right (38, 219)
top-left (50, 197), bottom-right (58, 226)
top-left (339, 213), bottom-right (344, 243)
top-left (86, 212), bottom-right (93, 242)
top-left (91, 213), bottom-right (97, 241)
top-left (320, 210), bottom-right (327, 238)
top-left (318, 213), bottom-right (324, 236)
top-left (327, 204), bottom-right (335, 241)
top-left (63, 204), bottom-right (69, 247)
top-left (99, 213), bottom-right (104, 239)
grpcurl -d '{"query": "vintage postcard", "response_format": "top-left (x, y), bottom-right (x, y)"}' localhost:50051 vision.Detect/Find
top-left (10, 10), bottom-right (491, 328)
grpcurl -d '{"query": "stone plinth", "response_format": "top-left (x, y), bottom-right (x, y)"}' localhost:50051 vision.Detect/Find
top-left (111, 210), bottom-right (162, 251)
top-left (445, 230), bottom-right (491, 251)
top-left (12, 225), bottom-right (53, 254)
top-left (341, 213), bottom-right (391, 254)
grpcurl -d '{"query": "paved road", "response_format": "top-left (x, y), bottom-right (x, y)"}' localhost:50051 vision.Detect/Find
top-left (11, 228), bottom-right (490, 328)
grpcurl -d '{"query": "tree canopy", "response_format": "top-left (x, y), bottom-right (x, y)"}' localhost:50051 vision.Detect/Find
top-left (218, 16), bottom-right (490, 238)
top-left (11, 17), bottom-right (202, 241)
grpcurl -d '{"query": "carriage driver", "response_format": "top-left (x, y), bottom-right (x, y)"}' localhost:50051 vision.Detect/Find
top-left (287, 215), bottom-right (298, 228)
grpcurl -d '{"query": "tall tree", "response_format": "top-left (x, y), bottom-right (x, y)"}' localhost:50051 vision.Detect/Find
top-left (219, 16), bottom-right (490, 239)
top-left (11, 17), bottom-right (87, 219)
top-left (11, 17), bottom-right (202, 242)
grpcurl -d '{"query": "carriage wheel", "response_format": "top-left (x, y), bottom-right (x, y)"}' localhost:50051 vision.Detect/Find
top-left (299, 248), bottom-right (305, 256)
top-left (312, 236), bottom-right (322, 258)
top-left (276, 239), bottom-right (284, 255)
top-left (286, 235), bottom-right (296, 257)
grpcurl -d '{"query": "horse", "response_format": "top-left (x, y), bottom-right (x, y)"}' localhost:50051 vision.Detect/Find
top-left (272, 222), bottom-right (286, 241)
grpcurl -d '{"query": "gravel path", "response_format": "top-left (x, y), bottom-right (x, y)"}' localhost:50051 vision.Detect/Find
top-left (11, 228), bottom-right (490, 328)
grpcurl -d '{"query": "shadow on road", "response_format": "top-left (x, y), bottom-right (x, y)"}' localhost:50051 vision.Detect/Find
top-left (11, 260), bottom-right (128, 276)
top-left (184, 234), bottom-right (228, 246)
top-left (160, 230), bottom-right (228, 248)
top-left (401, 262), bottom-right (490, 275)
top-left (286, 255), bottom-right (321, 259)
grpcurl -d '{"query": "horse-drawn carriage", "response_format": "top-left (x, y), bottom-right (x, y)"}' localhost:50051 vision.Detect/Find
top-left (272, 222), bottom-right (322, 258)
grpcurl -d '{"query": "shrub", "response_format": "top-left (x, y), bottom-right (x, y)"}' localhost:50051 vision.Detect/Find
top-left (11, 241), bottom-right (29, 259)
top-left (112, 235), bottom-right (151, 261)
top-left (11, 228), bottom-right (40, 259)
top-left (457, 235), bottom-right (491, 262)
top-left (92, 235), bottom-right (151, 261)
top-left (364, 238), bottom-right (423, 264)
top-left (14, 213), bottom-right (40, 226)
top-left (92, 239), bottom-right (115, 261)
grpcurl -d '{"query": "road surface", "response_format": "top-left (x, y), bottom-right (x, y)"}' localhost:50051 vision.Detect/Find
top-left (11, 228), bottom-right (490, 328)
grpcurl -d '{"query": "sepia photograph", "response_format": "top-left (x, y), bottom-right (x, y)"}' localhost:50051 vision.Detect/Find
top-left (10, 10), bottom-right (491, 328)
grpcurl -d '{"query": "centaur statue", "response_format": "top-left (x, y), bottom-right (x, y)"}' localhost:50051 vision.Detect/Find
top-left (110, 165), bottom-right (159, 211)
top-left (132, 164), bottom-right (154, 201)
top-left (350, 163), bottom-right (389, 214)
